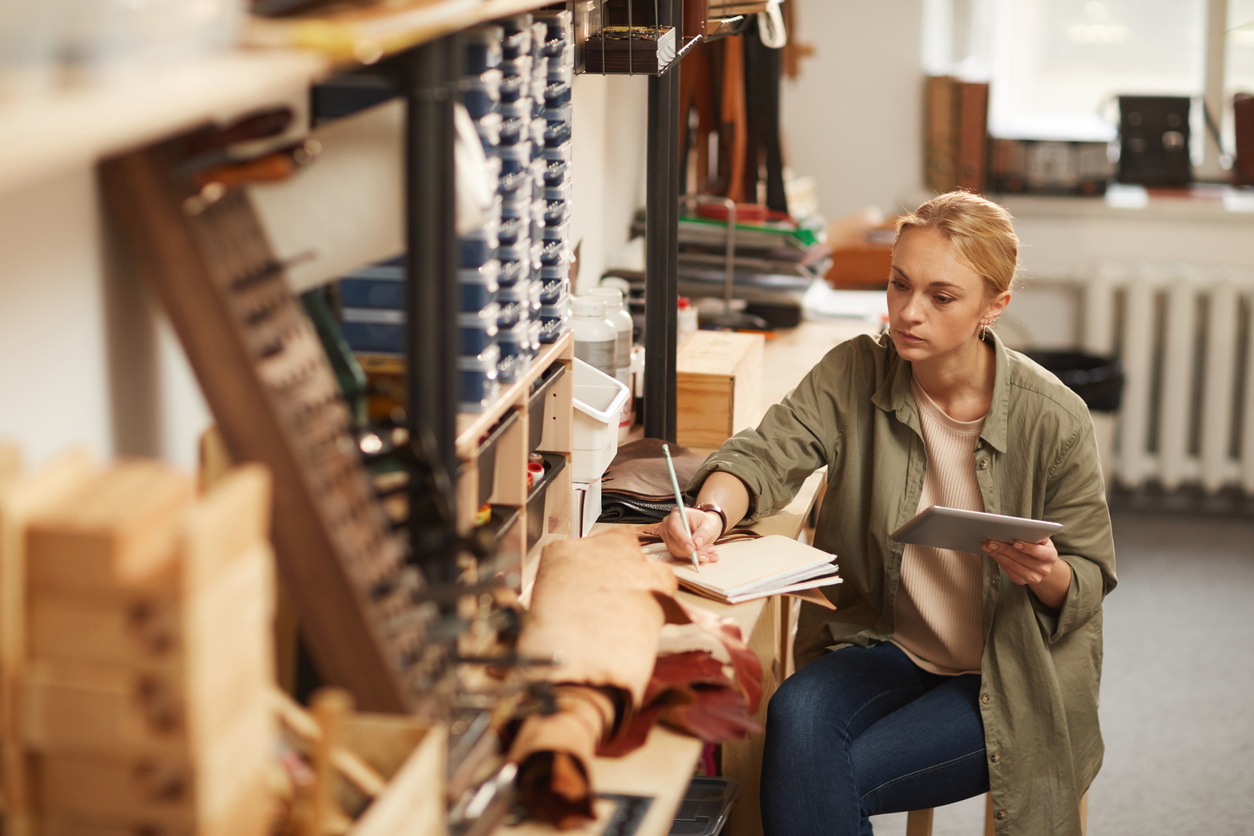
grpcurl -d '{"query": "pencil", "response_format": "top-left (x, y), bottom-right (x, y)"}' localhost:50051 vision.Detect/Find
top-left (662, 443), bottom-right (700, 573)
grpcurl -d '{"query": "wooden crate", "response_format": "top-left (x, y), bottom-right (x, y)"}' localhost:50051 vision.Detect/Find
top-left (676, 330), bottom-right (765, 449)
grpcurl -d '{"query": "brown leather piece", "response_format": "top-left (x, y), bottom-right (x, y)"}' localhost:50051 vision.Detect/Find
top-left (509, 529), bottom-right (765, 827)
top-left (600, 438), bottom-right (705, 501)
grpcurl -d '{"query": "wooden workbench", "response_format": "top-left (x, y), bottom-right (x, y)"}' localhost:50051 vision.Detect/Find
top-left (505, 318), bottom-right (881, 836)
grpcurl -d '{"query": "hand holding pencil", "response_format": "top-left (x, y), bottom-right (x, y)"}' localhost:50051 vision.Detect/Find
top-left (659, 444), bottom-right (721, 567)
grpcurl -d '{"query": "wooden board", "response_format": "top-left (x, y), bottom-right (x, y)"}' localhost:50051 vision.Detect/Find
top-left (100, 143), bottom-right (428, 713)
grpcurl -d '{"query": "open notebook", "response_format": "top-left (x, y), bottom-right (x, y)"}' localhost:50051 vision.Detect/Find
top-left (648, 534), bottom-right (841, 606)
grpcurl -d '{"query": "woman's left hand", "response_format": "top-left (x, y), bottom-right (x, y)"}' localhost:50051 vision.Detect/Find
top-left (982, 537), bottom-right (1059, 585)
top-left (983, 537), bottom-right (1072, 610)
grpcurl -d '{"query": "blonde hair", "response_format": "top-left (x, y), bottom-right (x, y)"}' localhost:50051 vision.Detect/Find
top-left (895, 191), bottom-right (1020, 297)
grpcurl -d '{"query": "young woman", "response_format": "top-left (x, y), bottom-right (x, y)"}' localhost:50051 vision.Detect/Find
top-left (659, 192), bottom-right (1116, 836)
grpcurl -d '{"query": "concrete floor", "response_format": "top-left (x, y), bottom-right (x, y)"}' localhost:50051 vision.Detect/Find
top-left (868, 508), bottom-right (1254, 836)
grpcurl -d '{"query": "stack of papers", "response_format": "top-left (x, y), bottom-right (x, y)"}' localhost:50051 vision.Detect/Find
top-left (666, 534), bottom-right (841, 605)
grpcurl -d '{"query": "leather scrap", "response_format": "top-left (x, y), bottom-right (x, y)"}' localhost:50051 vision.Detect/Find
top-left (509, 528), bottom-right (765, 828)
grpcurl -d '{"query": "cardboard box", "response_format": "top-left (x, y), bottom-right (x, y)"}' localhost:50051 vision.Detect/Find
top-left (676, 331), bottom-right (764, 449)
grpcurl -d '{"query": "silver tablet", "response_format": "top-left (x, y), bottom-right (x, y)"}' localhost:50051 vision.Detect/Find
top-left (889, 505), bottom-right (1064, 555)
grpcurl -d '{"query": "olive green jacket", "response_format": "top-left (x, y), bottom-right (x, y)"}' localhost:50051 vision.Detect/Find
top-left (688, 331), bottom-right (1117, 836)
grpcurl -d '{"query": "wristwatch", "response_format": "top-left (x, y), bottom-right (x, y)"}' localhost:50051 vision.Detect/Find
top-left (693, 502), bottom-right (728, 540)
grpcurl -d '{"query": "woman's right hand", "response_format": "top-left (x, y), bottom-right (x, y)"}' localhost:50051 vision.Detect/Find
top-left (659, 507), bottom-right (723, 564)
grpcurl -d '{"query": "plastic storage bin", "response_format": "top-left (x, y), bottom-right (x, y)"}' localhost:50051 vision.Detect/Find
top-left (475, 111), bottom-right (502, 150)
top-left (496, 256), bottom-right (529, 287)
top-left (497, 216), bottom-right (528, 245)
top-left (501, 24), bottom-right (532, 59)
top-left (458, 69), bottom-right (502, 119)
top-left (571, 358), bottom-right (630, 482)
top-left (544, 81), bottom-right (572, 108)
top-left (668, 777), bottom-right (740, 836)
top-left (500, 54), bottom-right (533, 79)
top-left (1024, 351), bottom-right (1125, 412)
top-left (543, 140), bottom-right (573, 163)
top-left (459, 345), bottom-right (501, 413)
top-left (458, 305), bottom-right (500, 355)
top-left (339, 264), bottom-right (403, 309)
top-left (463, 26), bottom-right (503, 73)
top-left (340, 307), bottom-right (403, 354)
top-left (544, 159), bottom-right (568, 186)
top-left (458, 261), bottom-right (501, 311)
top-left (494, 283), bottom-right (528, 328)
top-left (460, 217), bottom-right (500, 266)
top-left (497, 343), bottom-right (531, 385)
top-left (540, 239), bottom-right (570, 266)
top-left (538, 302), bottom-right (568, 343)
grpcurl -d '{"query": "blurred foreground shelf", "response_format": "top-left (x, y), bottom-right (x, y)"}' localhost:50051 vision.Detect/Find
top-left (0, 49), bottom-right (330, 197)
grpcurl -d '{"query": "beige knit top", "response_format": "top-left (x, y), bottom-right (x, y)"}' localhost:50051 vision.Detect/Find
top-left (891, 379), bottom-right (987, 676)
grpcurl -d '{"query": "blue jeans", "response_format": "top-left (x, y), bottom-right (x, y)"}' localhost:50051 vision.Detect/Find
top-left (761, 643), bottom-right (989, 836)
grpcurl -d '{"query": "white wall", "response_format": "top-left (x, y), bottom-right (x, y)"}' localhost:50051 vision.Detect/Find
top-left (0, 166), bottom-right (210, 470)
top-left (781, 0), bottom-right (926, 222)
top-left (570, 73), bottom-right (649, 291)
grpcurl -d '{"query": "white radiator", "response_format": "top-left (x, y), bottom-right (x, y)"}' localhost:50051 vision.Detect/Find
top-left (1079, 261), bottom-right (1254, 495)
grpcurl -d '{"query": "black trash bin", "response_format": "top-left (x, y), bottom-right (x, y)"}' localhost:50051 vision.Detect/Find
top-left (1023, 351), bottom-right (1125, 413)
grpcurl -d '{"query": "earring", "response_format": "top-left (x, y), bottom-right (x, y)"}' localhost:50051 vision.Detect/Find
top-left (980, 320), bottom-right (991, 341)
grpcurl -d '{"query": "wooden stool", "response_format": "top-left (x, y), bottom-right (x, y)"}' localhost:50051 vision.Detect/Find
top-left (905, 792), bottom-right (1087, 836)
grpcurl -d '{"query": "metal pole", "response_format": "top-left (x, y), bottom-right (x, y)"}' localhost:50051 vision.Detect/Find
top-left (644, 0), bottom-right (681, 442)
top-left (400, 39), bottom-right (460, 584)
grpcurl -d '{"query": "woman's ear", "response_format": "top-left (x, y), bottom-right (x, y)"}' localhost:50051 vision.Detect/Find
top-left (987, 290), bottom-right (1011, 321)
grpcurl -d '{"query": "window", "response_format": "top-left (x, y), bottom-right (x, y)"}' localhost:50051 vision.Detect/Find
top-left (1226, 0), bottom-right (1254, 151)
top-left (925, 0), bottom-right (1251, 171)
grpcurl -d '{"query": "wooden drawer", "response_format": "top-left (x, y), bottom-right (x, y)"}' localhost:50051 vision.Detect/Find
top-left (24, 621), bottom-right (270, 756)
top-left (38, 754), bottom-right (273, 836)
top-left (26, 462), bottom-right (193, 593)
top-left (35, 692), bottom-right (272, 826)
top-left (676, 330), bottom-right (764, 449)
top-left (28, 570), bottom-right (183, 672)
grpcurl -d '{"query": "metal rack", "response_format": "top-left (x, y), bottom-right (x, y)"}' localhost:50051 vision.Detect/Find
top-left (581, 0), bottom-right (701, 76)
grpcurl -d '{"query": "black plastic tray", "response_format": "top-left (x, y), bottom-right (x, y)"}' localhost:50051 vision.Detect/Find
top-left (525, 451), bottom-right (566, 553)
top-left (528, 361), bottom-right (566, 453)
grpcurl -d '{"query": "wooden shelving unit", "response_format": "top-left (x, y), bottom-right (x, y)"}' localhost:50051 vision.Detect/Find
top-left (455, 333), bottom-right (575, 586)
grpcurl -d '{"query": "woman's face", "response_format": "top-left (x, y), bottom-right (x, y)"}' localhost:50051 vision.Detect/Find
top-left (887, 227), bottom-right (1008, 366)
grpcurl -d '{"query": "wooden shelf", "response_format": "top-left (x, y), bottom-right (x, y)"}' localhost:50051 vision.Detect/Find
top-left (456, 331), bottom-right (574, 458)
top-left (0, 49), bottom-right (330, 197)
top-left (0, 0), bottom-right (566, 198)
top-left (245, 0), bottom-right (565, 63)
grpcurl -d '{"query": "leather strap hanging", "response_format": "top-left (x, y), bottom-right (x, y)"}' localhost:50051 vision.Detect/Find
top-left (719, 34), bottom-right (748, 203)
top-left (743, 17), bottom-right (789, 214)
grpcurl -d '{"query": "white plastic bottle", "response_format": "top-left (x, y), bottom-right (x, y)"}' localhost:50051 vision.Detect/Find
top-left (677, 296), bottom-right (698, 344)
top-left (589, 287), bottom-right (634, 440)
top-left (571, 295), bottom-right (617, 378)
top-left (588, 288), bottom-right (632, 378)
